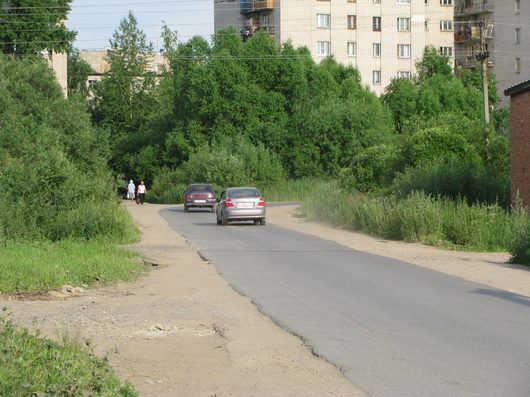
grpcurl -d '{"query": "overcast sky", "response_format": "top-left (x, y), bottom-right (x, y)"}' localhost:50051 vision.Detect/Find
top-left (68, 0), bottom-right (214, 51)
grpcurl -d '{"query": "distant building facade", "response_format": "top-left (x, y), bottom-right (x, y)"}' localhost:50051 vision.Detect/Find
top-left (214, 0), bottom-right (454, 95)
top-left (504, 80), bottom-right (530, 209)
top-left (454, 0), bottom-right (529, 106)
top-left (46, 51), bottom-right (68, 97)
top-left (79, 50), bottom-right (169, 88)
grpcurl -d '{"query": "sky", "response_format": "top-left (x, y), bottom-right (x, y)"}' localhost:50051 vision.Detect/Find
top-left (68, 0), bottom-right (214, 51)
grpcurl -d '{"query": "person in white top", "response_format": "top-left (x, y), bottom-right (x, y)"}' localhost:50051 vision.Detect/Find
top-left (127, 180), bottom-right (135, 201)
top-left (137, 181), bottom-right (146, 204)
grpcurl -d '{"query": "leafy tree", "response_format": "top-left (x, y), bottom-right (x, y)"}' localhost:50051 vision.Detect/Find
top-left (67, 48), bottom-right (94, 97)
top-left (92, 11), bottom-right (158, 179)
top-left (458, 65), bottom-right (500, 105)
top-left (382, 77), bottom-right (418, 133)
top-left (415, 46), bottom-right (452, 83)
top-left (0, 54), bottom-right (126, 241)
top-left (0, 0), bottom-right (76, 54)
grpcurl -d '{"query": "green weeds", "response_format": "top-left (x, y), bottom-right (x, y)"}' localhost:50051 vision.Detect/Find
top-left (0, 310), bottom-right (137, 396)
top-left (301, 181), bottom-right (529, 255)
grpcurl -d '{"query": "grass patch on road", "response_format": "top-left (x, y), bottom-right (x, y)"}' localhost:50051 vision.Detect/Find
top-left (0, 310), bottom-right (136, 396)
top-left (0, 239), bottom-right (144, 293)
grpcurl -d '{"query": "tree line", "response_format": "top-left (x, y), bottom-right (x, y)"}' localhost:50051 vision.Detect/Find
top-left (83, 13), bottom-right (509, 207)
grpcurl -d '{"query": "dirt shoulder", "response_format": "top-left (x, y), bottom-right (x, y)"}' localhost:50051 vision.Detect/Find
top-left (267, 204), bottom-right (530, 297)
top-left (2, 202), bottom-right (527, 397)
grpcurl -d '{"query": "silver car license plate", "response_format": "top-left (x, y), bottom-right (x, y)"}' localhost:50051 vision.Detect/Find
top-left (237, 202), bottom-right (253, 208)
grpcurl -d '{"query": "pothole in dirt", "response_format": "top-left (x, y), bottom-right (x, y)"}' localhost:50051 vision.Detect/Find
top-left (133, 323), bottom-right (218, 339)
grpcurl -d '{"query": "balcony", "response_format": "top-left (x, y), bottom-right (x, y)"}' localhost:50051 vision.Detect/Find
top-left (241, 0), bottom-right (275, 14)
top-left (455, 0), bottom-right (493, 17)
top-left (454, 24), bottom-right (481, 42)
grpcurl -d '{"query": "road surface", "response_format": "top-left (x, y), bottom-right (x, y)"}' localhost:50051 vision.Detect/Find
top-left (161, 204), bottom-right (530, 397)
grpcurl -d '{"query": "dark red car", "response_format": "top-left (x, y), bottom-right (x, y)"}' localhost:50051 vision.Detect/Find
top-left (184, 184), bottom-right (216, 212)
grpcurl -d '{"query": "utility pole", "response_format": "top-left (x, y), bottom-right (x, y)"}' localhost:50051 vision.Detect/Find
top-left (476, 20), bottom-right (490, 126)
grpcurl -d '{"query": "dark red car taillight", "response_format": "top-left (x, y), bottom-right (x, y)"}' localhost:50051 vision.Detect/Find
top-left (225, 199), bottom-right (233, 207)
top-left (185, 194), bottom-right (192, 199)
top-left (257, 198), bottom-right (265, 206)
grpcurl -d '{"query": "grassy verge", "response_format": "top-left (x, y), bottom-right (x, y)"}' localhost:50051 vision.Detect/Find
top-left (301, 181), bottom-right (529, 255)
top-left (259, 178), bottom-right (323, 202)
top-left (147, 178), bottom-right (323, 204)
top-left (0, 239), bottom-right (144, 294)
top-left (0, 310), bottom-right (136, 396)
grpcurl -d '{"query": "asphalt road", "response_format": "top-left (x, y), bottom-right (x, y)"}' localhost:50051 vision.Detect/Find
top-left (161, 204), bottom-right (530, 397)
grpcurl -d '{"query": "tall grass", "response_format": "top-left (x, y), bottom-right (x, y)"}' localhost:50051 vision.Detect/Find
top-left (0, 239), bottom-right (144, 293)
top-left (148, 177), bottom-right (322, 204)
top-left (301, 181), bottom-right (529, 253)
top-left (0, 310), bottom-right (136, 396)
top-left (509, 219), bottom-right (530, 264)
top-left (259, 178), bottom-right (322, 202)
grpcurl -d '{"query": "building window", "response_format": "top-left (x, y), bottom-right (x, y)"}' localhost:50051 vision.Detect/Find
top-left (439, 46), bottom-right (453, 56)
top-left (397, 18), bottom-right (410, 31)
top-left (373, 0), bottom-right (381, 3)
top-left (397, 71), bottom-right (412, 79)
top-left (515, 0), bottom-right (520, 14)
top-left (425, 19), bottom-right (429, 31)
top-left (397, 44), bottom-right (411, 58)
top-left (373, 17), bottom-right (381, 31)
top-left (397, 0), bottom-right (410, 4)
top-left (347, 0), bottom-right (356, 2)
top-left (373, 70), bottom-right (381, 84)
top-left (440, 20), bottom-right (453, 31)
top-left (317, 41), bottom-right (331, 56)
top-left (373, 43), bottom-right (381, 57)
top-left (347, 41), bottom-right (357, 56)
top-left (515, 28), bottom-right (521, 44)
top-left (348, 15), bottom-right (357, 29)
top-left (515, 58), bottom-right (521, 73)
top-left (440, 0), bottom-right (452, 5)
top-left (317, 14), bottom-right (331, 28)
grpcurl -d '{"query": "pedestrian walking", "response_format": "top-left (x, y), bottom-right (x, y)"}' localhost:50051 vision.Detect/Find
top-left (137, 181), bottom-right (146, 205)
top-left (127, 180), bottom-right (135, 201)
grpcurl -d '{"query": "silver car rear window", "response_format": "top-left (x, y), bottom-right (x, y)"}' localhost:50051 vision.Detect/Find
top-left (229, 188), bottom-right (260, 198)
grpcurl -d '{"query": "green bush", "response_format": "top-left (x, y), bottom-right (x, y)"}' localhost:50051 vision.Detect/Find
top-left (0, 55), bottom-right (134, 243)
top-left (149, 136), bottom-right (285, 203)
top-left (509, 213), bottom-right (530, 265)
top-left (392, 157), bottom-right (510, 207)
top-left (301, 182), bottom-right (528, 252)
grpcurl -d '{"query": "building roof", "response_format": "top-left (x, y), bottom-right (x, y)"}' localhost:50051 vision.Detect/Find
top-left (504, 79), bottom-right (530, 96)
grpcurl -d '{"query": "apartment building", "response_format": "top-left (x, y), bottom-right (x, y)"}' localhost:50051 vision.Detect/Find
top-left (45, 51), bottom-right (68, 97)
top-left (454, 0), bottom-right (529, 106)
top-left (79, 50), bottom-right (169, 88)
top-left (214, 0), bottom-right (454, 95)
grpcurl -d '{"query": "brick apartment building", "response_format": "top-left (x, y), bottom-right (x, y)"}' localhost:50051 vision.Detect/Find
top-left (504, 79), bottom-right (530, 208)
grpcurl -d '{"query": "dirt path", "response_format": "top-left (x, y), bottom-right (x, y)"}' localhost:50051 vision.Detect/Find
top-left (2, 202), bottom-right (528, 396)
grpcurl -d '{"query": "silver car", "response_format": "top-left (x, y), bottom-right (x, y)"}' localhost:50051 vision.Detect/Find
top-left (216, 187), bottom-right (266, 225)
